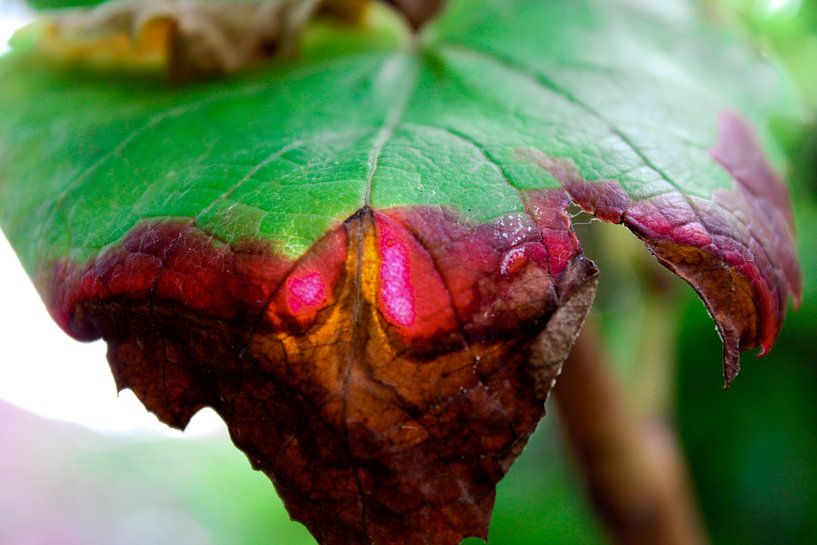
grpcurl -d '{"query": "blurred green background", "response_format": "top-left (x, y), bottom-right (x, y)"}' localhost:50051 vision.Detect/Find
top-left (1, 1), bottom-right (815, 544)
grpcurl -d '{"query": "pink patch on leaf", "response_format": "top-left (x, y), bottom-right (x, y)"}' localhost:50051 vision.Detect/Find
top-left (523, 190), bottom-right (581, 277)
top-left (374, 212), bottom-right (457, 340)
top-left (286, 271), bottom-right (327, 314)
top-left (500, 246), bottom-right (528, 277)
top-left (378, 222), bottom-right (416, 327)
top-left (380, 198), bottom-right (583, 342)
top-left (269, 227), bottom-right (348, 329)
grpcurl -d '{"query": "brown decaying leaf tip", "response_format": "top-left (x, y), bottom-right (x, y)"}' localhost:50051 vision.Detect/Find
top-left (522, 111), bottom-right (801, 387)
top-left (47, 192), bottom-right (597, 545)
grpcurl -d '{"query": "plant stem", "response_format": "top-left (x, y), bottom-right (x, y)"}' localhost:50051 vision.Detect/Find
top-left (553, 320), bottom-right (709, 545)
top-left (630, 252), bottom-right (681, 415)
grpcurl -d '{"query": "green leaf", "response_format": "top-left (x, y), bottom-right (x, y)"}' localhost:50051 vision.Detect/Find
top-left (0, 1), bottom-right (802, 544)
top-left (25, 0), bottom-right (105, 9)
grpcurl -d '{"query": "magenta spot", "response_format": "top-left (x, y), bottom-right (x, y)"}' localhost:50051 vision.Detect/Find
top-left (500, 246), bottom-right (528, 277)
top-left (378, 222), bottom-right (416, 327)
top-left (286, 271), bottom-right (327, 314)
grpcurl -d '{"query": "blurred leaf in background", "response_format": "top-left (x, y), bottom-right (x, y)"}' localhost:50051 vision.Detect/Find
top-left (675, 2), bottom-right (817, 544)
top-left (0, 400), bottom-right (318, 545)
top-left (675, 3), bottom-right (817, 543)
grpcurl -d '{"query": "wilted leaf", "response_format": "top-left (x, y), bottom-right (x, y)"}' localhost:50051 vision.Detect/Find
top-left (0, 1), bottom-right (801, 544)
top-left (26, 0), bottom-right (369, 79)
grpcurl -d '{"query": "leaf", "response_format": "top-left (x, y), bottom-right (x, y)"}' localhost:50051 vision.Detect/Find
top-left (25, 0), bottom-right (107, 9)
top-left (25, 0), bottom-right (369, 80)
top-left (0, 1), bottom-right (801, 544)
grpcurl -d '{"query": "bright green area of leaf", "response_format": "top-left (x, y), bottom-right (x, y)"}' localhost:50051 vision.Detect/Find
top-left (25, 0), bottom-right (104, 9)
top-left (0, 0), bottom-right (796, 280)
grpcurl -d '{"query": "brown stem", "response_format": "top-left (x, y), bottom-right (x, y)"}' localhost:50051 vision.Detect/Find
top-left (554, 321), bottom-right (709, 545)
top-left (384, 0), bottom-right (444, 29)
